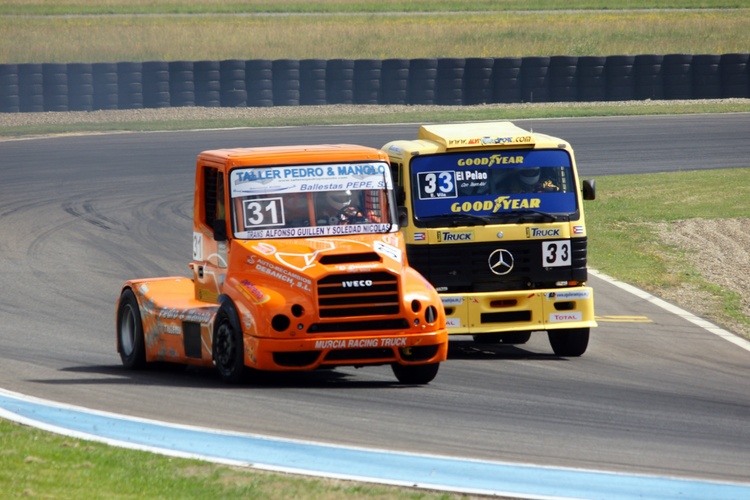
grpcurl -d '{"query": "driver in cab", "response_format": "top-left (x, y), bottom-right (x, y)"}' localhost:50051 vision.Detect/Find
top-left (315, 190), bottom-right (355, 225)
top-left (315, 189), bottom-right (367, 226)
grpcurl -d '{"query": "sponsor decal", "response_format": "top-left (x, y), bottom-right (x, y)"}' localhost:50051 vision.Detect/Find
top-left (342, 279), bottom-right (373, 288)
top-left (450, 196), bottom-right (541, 213)
top-left (192, 232), bottom-right (203, 261)
top-left (527, 227), bottom-right (561, 238)
top-left (549, 312), bottom-right (583, 323)
top-left (237, 279), bottom-right (269, 303)
top-left (455, 170), bottom-right (487, 181)
top-left (314, 337), bottom-right (408, 349)
top-left (445, 318), bottom-right (462, 329)
top-left (447, 135), bottom-right (532, 147)
top-left (253, 242), bottom-right (276, 255)
top-left (159, 323), bottom-right (182, 335)
top-left (158, 308), bottom-right (213, 323)
top-left (546, 290), bottom-right (591, 300)
top-left (457, 154), bottom-right (524, 167)
top-left (250, 256), bottom-right (313, 290)
top-left (441, 296), bottom-right (464, 306)
top-left (241, 313), bottom-right (256, 333)
top-left (337, 263), bottom-right (375, 272)
top-left (230, 162), bottom-right (392, 196)
top-left (437, 230), bottom-right (474, 243)
top-left (198, 288), bottom-right (219, 303)
top-left (374, 240), bottom-right (402, 262)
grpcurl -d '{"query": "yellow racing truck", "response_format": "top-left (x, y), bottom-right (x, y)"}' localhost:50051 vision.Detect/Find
top-left (382, 121), bottom-right (596, 356)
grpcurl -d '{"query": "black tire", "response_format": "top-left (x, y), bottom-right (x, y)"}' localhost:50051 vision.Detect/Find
top-left (213, 307), bottom-right (247, 384)
top-left (548, 328), bottom-right (589, 357)
top-left (117, 289), bottom-right (146, 369)
top-left (392, 362), bottom-right (440, 385)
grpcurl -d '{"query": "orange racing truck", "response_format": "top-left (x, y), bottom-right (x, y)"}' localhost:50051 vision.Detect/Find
top-left (382, 122), bottom-right (596, 356)
top-left (116, 144), bottom-right (448, 384)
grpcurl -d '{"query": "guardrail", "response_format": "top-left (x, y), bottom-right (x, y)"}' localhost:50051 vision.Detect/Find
top-left (1, 54), bottom-right (748, 113)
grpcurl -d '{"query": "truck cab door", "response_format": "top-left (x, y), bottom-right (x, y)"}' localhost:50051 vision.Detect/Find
top-left (192, 168), bottom-right (229, 303)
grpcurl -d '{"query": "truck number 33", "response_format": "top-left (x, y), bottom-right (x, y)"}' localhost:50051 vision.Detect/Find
top-left (542, 240), bottom-right (571, 267)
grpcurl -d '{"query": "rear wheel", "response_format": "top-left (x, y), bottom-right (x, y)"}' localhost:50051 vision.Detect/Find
top-left (117, 289), bottom-right (146, 369)
top-left (391, 362), bottom-right (440, 385)
top-left (548, 328), bottom-right (589, 357)
top-left (213, 308), bottom-right (247, 384)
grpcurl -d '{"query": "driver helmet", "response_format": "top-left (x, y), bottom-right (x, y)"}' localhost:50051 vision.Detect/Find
top-left (325, 190), bottom-right (352, 211)
top-left (519, 167), bottom-right (540, 186)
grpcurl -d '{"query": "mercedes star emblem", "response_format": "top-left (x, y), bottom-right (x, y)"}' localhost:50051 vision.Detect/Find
top-left (488, 249), bottom-right (514, 275)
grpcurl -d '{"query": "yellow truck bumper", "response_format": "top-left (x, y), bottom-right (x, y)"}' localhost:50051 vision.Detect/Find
top-left (440, 287), bottom-right (596, 335)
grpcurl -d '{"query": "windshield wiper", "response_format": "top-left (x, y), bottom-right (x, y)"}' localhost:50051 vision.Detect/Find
top-left (492, 210), bottom-right (559, 223)
top-left (417, 213), bottom-right (491, 226)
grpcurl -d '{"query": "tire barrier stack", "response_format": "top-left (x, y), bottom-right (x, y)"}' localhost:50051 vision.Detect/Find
top-left (1, 54), bottom-right (748, 113)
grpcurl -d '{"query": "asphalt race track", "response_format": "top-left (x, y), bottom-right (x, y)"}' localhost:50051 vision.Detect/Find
top-left (1, 114), bottom-right (750, 487)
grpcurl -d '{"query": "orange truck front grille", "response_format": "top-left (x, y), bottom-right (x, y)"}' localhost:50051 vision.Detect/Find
top-left (316, 271), bottom-right (400, 318)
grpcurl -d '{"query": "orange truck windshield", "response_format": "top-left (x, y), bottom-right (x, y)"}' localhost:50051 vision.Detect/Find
top-left (229, 161), bottom-right (396, 239)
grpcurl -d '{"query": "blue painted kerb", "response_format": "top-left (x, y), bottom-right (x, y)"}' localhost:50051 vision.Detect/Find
top-left (1, 391), bottom-right (748, 500)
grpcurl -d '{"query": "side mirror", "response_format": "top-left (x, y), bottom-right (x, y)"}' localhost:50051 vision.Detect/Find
top-left (213, 219), bottom-right (228, 242)
top-left (396, 185), bottom-right (406, 206)
top-left (398, 207), bottom-right (409, 227)
top-left (582, 179), bottom-right (596, 201)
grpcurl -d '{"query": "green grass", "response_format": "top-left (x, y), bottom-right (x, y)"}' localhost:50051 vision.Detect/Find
top-left (0, 0), bottom-right (745, 15)
top-left (2, 100), bottom-right (750, 138)
top-left (0, 419), bottom-right (463, 499)
top-left (586, 168), bottom-right (750, 333)
top-left (1, 5), bottom-right (749, 62)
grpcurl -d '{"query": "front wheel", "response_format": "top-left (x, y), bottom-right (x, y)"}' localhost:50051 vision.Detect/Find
top-left (117, 289), bottom-right (146, 369)
top-left (548, 328), bottom-right (589, 357)
top-left (391, 362), bottom-right (440, 385)
top-left (213, 308), bottom-right (247, 384)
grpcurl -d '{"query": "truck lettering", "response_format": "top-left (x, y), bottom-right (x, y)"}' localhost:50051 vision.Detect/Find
top-left (449, 196), bottom-right (541, 213)
top-left (283, 167), bottom-right (324, 178)
top-left (457, 155), bottom-right (523, 167)
top-left (528, 228), bottom-right (561, 238)
top-left (380, 337), bottom-right (407, 347)
top-left (337, 164), bottom-right (386, 176)
top-left (550, 312), bottom-right (583, 322)
top-left (455, 170), bottom-right (487, 181)
top-left (314, 338), bottom-right (407, 349)
top-left (342, 280), bottom-right (373, 288)
top-left (348, 338), bottom-right (379, 348)
top-left (254, 259), bottom-right (312, 288)
top-left (315, 339), bottom-right (347, 349)
top-left (437, 231), bottom-right (473, 242)
top-left (235, 170), bottom-right (280, 182)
